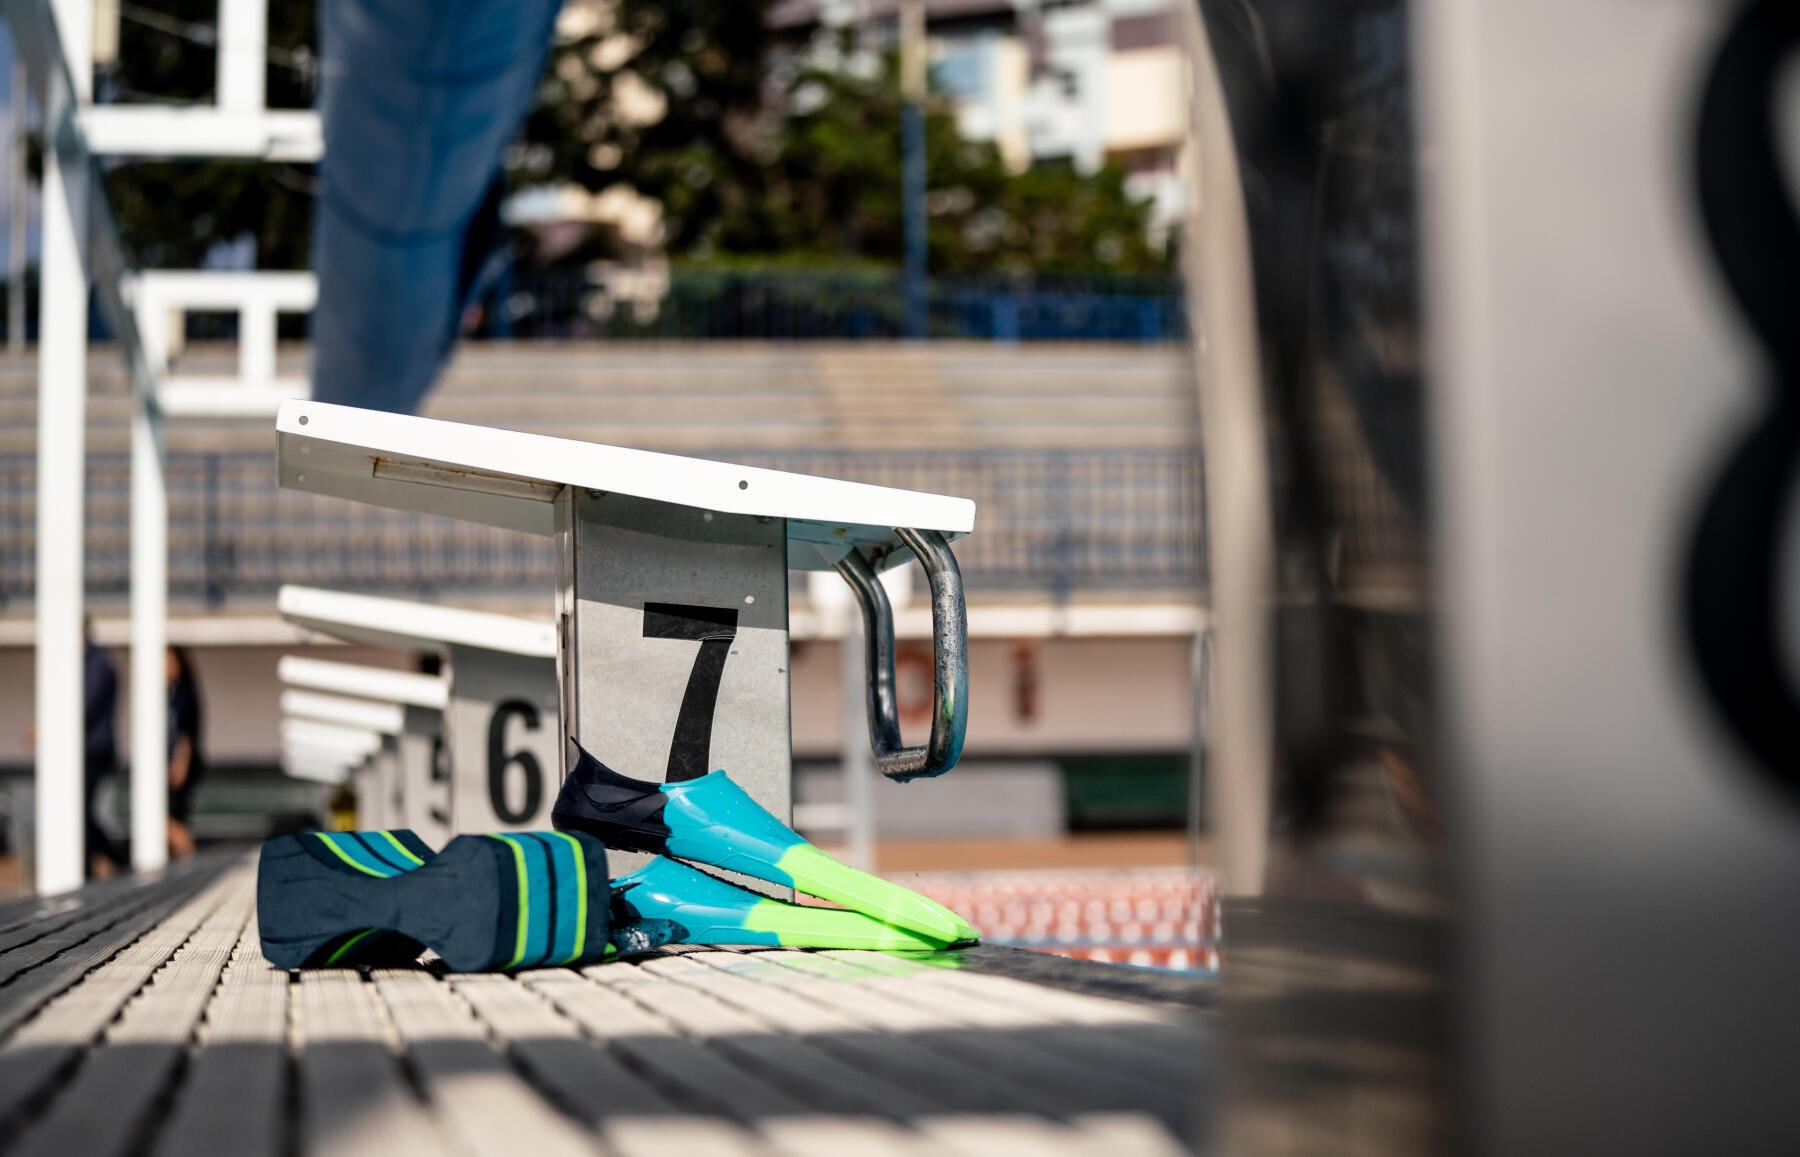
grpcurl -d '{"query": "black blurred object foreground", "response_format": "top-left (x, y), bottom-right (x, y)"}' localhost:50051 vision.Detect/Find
top-left (1220, 898), bottom-right (1445, 1155)
top-left (1190, 0), bottom-right (1444, 1151)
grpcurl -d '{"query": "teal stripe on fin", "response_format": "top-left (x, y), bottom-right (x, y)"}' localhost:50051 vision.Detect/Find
top-left (493, 834), bottom-right (552, 967)
top-left (312, 832), bottom-right (399, 878)
top-left (530, 832), bottom-right (580, 964)
top-left (350, 831), bottom-right (412, 873)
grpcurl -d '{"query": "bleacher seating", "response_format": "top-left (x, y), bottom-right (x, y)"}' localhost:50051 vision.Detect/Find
top-left (0, 341), bottom-right (1203, 451)
top-left (0, 343), bottom-right (1211, 606)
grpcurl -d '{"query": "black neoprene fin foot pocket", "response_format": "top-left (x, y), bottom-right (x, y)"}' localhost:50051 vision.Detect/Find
top-left (551, 738), bottom-right (674, 853)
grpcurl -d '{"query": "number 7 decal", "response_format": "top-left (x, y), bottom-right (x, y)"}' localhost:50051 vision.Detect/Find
top-left (643, 602), bottom-right (740, 782)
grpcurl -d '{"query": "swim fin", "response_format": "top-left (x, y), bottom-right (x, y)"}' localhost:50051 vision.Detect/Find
top-left (611, 855), bottom-right (951, 950)
top-left (552, 742), bottom-right (979, 945)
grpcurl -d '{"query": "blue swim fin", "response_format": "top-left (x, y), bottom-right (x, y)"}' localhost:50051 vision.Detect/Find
top-left (611, 856), bottom-right (950, 950)
top-left (552, 741), bottom-right (978, 945)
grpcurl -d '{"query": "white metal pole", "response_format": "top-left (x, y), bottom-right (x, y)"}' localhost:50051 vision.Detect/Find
top-left (809, 569), bottom-right (877, 870)
top-left (54, 0), bottom-right (89, 98)
top-left (129, 400), bottom-right (167, 870)
top-left (842, 605), bottom-right (876, 872)
top-left (240, 298), bottom-right (274, 390)
top-left (8, 62), bottom-right (24, 353)
top-left (34, 0), bottom-right (93, 895)
top-left (216, 0), bottom-right (267, 116)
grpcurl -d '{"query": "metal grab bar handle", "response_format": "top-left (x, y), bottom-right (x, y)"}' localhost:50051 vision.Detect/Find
top-left (833, 528), bottom-right (969, 780)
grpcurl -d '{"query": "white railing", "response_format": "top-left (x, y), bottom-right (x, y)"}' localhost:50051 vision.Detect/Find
top-left (129, 270), bottom-right (317, 416)
top-left (4, 0), bottom-right (318, 890)
top-left (78, 0), bottom-right (320, 161)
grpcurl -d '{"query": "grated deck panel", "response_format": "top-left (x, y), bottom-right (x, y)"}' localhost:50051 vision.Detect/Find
top-left (0, 853), bottom-right (1210, 1155)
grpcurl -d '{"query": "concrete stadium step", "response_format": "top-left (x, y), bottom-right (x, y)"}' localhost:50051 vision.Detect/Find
top-left (814, 347), bottom-right (968, 448)
top-left (0, 342), bottom-right (1200, 454)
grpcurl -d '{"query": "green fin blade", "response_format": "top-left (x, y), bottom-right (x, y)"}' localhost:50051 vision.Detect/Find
top-left (743, 896), bottom-right (953, 950)
top-left (775, 843), bottom-right (979, 945)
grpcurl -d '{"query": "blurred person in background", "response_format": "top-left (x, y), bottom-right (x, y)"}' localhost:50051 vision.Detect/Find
top-left (83, 619), bottom-right (127, 878)
top-left (166, 646), bottom-right (203, 860)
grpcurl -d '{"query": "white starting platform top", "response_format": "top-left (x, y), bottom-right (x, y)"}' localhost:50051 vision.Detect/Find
top-left (281, 754), bottom-right (351, 785)
top-left (281, 719), bottom-right (383, 758)
top-left (279, 585), bottom-right (556, 658)
top-left (280, 739), bottom-right (362, 778)
top-left (281, 690), bottom-right (405, 736)
top-left (277, 656), bottom-right (449, 710)
top-left (275, 399), bottom-right (975, 569)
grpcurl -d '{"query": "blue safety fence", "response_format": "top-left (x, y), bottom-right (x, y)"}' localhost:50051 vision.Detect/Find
top-left (0, 449), bottom-right (1206, 605)
top-left (471, 267), bottom-right (1186, 344)
top-left (0, 267), bottom-right (1184, 346)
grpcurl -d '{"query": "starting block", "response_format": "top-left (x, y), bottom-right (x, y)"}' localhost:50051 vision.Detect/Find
top-left (277, 656), bottom-right (451, 844)
top-left (278, 585), bottom-right (561, 833)
top-left (281, 690), bottom-right (408, 830)
top-left (280, 717), bottom-right (379, 796)
top-left (276, 400), bottom-right (976, 879)
top-left (280, 747), bottom-right (354, 786)
top-left (281, 718), bottom-right (384, 822)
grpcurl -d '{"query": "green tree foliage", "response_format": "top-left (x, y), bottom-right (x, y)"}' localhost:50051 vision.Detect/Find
top-left (713, 56), bottom-right (1166, 273)
top-left (517, 0), bottom-right (772, 261)
top-left (519, 12), bottom-right (1168, 273)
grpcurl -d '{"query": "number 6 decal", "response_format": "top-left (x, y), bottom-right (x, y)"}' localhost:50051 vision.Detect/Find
top-left (486, 699), bottom-right (544, 823)
top-left (643, 602), bottom-right (740, 782)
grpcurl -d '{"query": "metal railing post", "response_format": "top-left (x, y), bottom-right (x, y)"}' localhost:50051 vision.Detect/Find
top-left (900, 0), bottom-right (927, 340)
top-left (129, 384), bottom-right (166, 870)
top-left (1050, 449), bottom-right (1074, 603)
top-left (8, 61), bottom-right (25, 353)
top-left (202, 452), bottom-right (221, 606)
top-left (31, 0), bottom-right (93, 895)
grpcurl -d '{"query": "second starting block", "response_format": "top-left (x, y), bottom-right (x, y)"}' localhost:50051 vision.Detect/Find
top-left (277, 656), bottom-right (451, 844)
top-left (278, 587), bottom-right (560, 834)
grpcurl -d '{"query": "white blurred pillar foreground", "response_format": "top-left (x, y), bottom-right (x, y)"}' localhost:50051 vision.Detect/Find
top-left (107, 0), bottom-right (170, 870)
top-left (217, 0), bottom-right (266, 117)
top-left (1178, 3), bottom-right (1275, 895)
top-left (129, 398), bottom-right (166, 871)
top-left (14, 0), bottom-right (276, 888)
top-left (33, 0), bottom-right (92, 895)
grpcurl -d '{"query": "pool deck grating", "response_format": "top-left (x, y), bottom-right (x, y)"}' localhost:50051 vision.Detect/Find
top-left (0, 852), bottom-right (1211, 1156)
